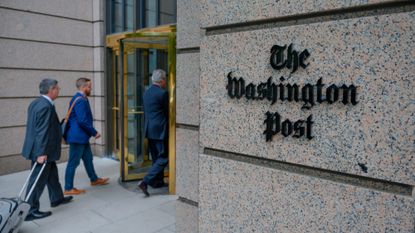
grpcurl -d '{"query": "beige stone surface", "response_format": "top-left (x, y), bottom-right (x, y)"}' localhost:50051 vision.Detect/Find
top-left (0, 39), bottom-right (93, 71)
top-left (0, 8), bottom-right (93, 46)
top-left (0, 155), bottom-right (30, 175)
top-left (177, 0), bottom-right (201, 48)
top-left (200, 0), bottom-right (399, 27)
top-left (0, 148), bottom-right (68, 175)
top-left (0, 69), bottom-right (88, 97)
top-left (200, 12), bottom-right (415, 185)
top-left (199, 154), bottom-right (414, 233)
top-left (0, 97), bottom-right (71, 128)
top-left (92, 96), bottom-right (105, 121)
top-left (0, 0), bottom-right (93, 21)
top-left (93, 72), bottom-right (105, 96)
top-left (93, 22), bottom-right (104, 47)
top-left (176, 200), bottom-right (198, 233)
top-left (92, 0), bottom-right (104, 22)
top-left (93, 47), bottom-right (104, 71)
top-left (0, 98), bottom-right (32, 127)
top-left (176, 53), bottom-right (200, 126)
top-left (0, 127), bottom-right (26, 156)
top-left (176, 128), bottom-right (199, 202)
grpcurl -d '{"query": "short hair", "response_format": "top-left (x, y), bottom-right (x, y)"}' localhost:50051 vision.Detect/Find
top-left (39, 79), bottom-right (58, 95)
top-left (76, 77), bottom-right (91, 89)
top-left (151, 69), bottom-right (166, 83)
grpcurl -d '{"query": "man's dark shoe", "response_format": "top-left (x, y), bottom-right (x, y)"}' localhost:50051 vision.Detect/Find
top-left (138, 182), bottom-right (150, 197)
top-left (25, 210), bottom-right (52, 221)
top-left (151, 181), bottom-right (168, 188)
top-left (51, 196), bottom-right (73, 207)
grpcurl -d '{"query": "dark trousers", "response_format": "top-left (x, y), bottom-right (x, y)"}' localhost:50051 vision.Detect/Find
top-left (144, 139), bottom-right (168, 186)
top-left (26, 161), bottom-right (64, 212)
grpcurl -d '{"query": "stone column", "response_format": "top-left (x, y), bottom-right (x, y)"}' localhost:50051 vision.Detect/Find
top-left (198, 1), bottom-right (414, 232)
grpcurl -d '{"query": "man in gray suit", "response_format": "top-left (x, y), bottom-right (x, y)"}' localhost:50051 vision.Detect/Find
top-left (22, 79), bottom-right (73, 221)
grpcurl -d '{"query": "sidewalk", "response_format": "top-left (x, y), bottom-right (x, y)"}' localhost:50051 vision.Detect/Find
top-left (0, 157), bottom-right (177, 233)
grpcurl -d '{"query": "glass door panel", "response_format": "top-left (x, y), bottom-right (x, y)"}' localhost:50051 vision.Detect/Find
top-left (107, 25), bottom-right (176, 193)
top-left (120, 35), bottom-right (173, 183)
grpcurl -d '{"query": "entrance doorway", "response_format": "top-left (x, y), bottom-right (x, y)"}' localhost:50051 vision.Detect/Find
top-left (106, 25), bottom-right (176, 194)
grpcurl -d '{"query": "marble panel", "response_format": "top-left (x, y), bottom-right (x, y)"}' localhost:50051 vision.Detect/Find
top-left (200, 12), bottom-right (415, 185)
top-left (199, 154), bottom-right (414, 232)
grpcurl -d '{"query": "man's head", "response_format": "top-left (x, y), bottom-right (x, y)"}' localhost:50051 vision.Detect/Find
top-left (151, 69), bottom-right (167, 89)
top-left (76, 77), bottom-right (92, 96)
top-left (39, 79), bottom-right (60, 100)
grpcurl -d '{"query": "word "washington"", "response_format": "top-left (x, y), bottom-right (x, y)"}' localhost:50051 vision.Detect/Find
top-left (226, 72), bottom-right (358, 110)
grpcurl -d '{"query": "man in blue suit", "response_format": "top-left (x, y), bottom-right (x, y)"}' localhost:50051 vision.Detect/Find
top-left (63, 77), bottom-right (109, 195)
top-left (22, 79), bottom-right (73, 221)
top-left (138, 69), bottom-right (169, 196)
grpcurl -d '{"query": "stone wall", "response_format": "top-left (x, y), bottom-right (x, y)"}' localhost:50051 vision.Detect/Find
top-left (177, 0), bottom-right (414, 232)
top-left (0, 0), bottom-right (105, 175)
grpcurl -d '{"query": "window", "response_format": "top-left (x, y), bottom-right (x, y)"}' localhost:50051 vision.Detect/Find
top-left (107, 0), bottom-right (176, 34)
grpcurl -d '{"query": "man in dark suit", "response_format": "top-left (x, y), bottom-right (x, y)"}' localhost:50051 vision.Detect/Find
top-left (63, 77), bottom-right (109, 195)
top-left (138, 69), bottom-right (169, 196)
top-left (22, 79), bottom-right (73, 221)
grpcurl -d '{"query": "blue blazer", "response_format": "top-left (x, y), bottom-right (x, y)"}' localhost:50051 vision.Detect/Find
top-left (22, 97), bottom-right (62, 161)
top-left (144, 85), bottom-right (169, 140)
top-left (65, 92), bottom-right (97, 144)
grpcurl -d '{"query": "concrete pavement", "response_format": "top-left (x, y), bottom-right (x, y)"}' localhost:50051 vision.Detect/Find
top-left (0, 157), bottom-right (177, 233)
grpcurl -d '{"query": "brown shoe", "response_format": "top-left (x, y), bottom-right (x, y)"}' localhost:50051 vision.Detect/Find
top-left (91, 178), bottom-right (109, 186)
top-left (64, 188), bottom-right (86, 195)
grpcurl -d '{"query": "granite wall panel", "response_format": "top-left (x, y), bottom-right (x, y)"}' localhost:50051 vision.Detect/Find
top-left (199, 154), bottom-right (414, 233)
top-left (176, 201), bottom-right (198, 233)
top-left (200, 12), bottom-right (415, 185)
top-left (176, 128), bottom-right (199, 202)
top-left (200, 0), bottom-right (401, 27)
top-left (177, 0), bottom-right (201, 48)
top-left (176, 53), bottom-right (200, 126)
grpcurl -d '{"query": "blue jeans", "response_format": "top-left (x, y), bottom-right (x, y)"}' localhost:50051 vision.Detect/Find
top-left (143, 139), bottom-right (168, 185)
top-left (64, 143), bottom-right (98, 190)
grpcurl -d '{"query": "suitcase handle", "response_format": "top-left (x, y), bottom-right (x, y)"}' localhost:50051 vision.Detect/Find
top-left (17, 162), bottom-right (47, 202)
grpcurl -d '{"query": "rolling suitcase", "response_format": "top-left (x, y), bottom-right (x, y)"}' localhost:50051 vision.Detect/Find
top-left (0, 162), bottom-right (47, 233)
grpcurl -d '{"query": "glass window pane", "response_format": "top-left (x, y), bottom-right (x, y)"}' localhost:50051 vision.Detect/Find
top-left (145, 0), bottom-right (158, 27)
top-left (160, 0), bottom-right (176, 25)
top-left (113, 0), bottom-right (123, 33)
top-left (125, 0), bottom-right (134, 31)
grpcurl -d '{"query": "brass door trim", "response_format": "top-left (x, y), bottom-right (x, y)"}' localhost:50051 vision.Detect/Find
top-left (108, 25), bottom-right (176, 194)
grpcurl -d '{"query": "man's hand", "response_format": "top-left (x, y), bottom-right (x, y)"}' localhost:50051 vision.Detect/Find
top-left (95, 132), bottom-right (101, 139)
top-left (37, 155), bottom-right (47, 164)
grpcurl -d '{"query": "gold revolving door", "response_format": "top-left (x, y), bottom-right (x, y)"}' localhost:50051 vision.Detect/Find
top-left (106, 25), bottom-right (176, 194)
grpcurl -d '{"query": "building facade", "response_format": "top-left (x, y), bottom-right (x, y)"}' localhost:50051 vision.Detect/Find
top-left (175, 0), bottom-right (414, 232)
top-left (0, 0), bottom-right (106, 174)
top-left (1, 0), bottom-right (414, 232)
